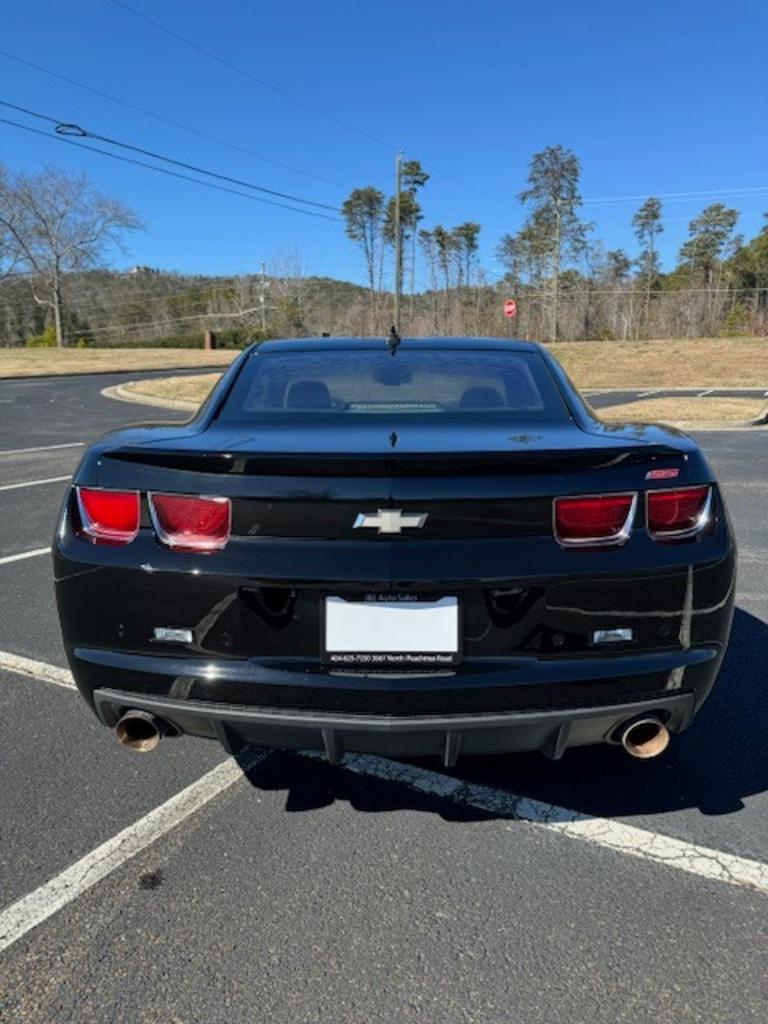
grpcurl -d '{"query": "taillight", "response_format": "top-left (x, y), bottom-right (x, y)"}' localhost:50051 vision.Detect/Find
top-left (554, 493), bottom-right (637, 547)
top-left (647, 485), bottom-right (711, 540)
top-left (76, 487), bottom-right (140, 545)
top-left (149, 493), bottom-right (231, 552)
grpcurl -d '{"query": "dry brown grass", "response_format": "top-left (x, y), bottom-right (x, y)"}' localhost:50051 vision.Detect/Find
top-left (0, 348), bottom-right (236, 378)
top-left (598, 396), bottom-right (766, 425)
top-left (547, 337), bottom-right (768, 389)
top-left (120, 373), bottom-right (221, 406)
top-left (3, 337), bottom-right (768, 387)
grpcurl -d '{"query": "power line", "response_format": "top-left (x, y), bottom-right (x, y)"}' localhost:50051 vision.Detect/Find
top-left (0, 100), bottom-right (338, 211)
top-left (0, 115), bottom-right (341, 222)
top-left (104, 0), bottom-right (523, 209)
top-left (70, 307), bottom-right (267, 336)
top-left (108, 0), bottom-right (397, 151)
top-left (583, 186), bottom-right (768, 206)
top-left (0, 48), bottom-right (349, 192)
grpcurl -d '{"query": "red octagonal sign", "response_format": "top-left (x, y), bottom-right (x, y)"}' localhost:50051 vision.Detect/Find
top-left (503, 298), bottom-right (517, 318)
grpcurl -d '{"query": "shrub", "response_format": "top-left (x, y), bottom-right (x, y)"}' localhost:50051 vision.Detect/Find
top-left (25, 325), bottom-right (58, 347)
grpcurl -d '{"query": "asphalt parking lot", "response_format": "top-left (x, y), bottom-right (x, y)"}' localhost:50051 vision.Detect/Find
top-left (0, 372), bottom-right (766, 1023)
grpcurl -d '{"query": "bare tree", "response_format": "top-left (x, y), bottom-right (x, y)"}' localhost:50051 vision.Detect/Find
top-left (0, 164), bottom-right (21, 282)
top-left (0, 166), bottom-right (142, 346)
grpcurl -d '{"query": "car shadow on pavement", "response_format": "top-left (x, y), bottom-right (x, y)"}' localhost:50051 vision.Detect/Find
top-left (237, 606), bottom-right (768, 821)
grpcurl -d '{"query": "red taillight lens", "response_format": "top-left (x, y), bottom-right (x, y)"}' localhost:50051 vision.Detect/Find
top-left (149, 493), bottom-right (231, 552)
top-left (76, 487), bottom-right (140, 545)
top-left (647, 485), bottom-right (711, 540)
top-left (554, 493), bottom-right (636, 547)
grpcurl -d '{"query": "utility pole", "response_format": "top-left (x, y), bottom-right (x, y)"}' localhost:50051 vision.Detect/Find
top-left (393, 150), bottom-right (403, 333)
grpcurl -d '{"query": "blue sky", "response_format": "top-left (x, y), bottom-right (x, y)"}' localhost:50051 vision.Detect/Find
top-left (1, 0), bottom-right (766, 287)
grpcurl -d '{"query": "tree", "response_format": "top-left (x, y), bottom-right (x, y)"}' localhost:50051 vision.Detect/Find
top-left (0, 166), bottom-right (142, 346)
top-left (728, 213), bottom-right (768, 320)
top-left (418, 228), bottom-right (440, 332)
top-left (517, 145), bottom-right (590, 340)
top-left (341, 186), bottom-right (385, 332)
top-left (496, 209), bottom-right (554, 288)
top-left (0, 164), bottom-right (21, 282)
top-left (632, 197), bottom-right (663, 282)
top-left (604, 249), bottom-right (632, 283)
top-left (453, 222), bottom-right (481, 287)
top-left (383, 159), bottom-right (429, 326)
top-left (679, 203), bottom-right (739, 286)
top-left (632, 197), bottom-right (663, 334)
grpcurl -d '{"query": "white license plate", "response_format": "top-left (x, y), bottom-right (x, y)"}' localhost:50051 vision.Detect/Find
top-left (323, 596), bottom-right (459, 667)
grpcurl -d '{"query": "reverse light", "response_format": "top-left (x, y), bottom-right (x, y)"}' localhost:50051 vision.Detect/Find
top-left (647, 485), bottom-right (712, 540)
top-left (554, 493), bottom-right (637, 547)
top-left (149, 493), bottom-right (231, 552)
top-left (76, 487), bottom-right (140, 545)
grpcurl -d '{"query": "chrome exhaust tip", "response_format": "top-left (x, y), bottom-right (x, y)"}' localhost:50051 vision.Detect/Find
top-left (620, 717), bottom-right (670, 760)
top-left (115, 710), bottom-right (165, 753)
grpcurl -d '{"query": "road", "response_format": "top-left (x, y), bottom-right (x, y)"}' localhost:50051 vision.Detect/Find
top-left (0, 372), bottom-right (766, 1023)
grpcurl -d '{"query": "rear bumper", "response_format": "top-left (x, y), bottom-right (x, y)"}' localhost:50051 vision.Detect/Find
top-left (71, 642), bottom-right (723, 762)
top-left (93, 685), bottom-right (698, 765)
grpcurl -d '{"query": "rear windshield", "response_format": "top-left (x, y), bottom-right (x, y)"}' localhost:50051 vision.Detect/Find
top-left (220, 347), bottom-right (568, 421)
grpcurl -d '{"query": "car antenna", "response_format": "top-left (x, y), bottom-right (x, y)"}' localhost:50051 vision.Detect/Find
top-left (386, 325), bottom-right (401, 356)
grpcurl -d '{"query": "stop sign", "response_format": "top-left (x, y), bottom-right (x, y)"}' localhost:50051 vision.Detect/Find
top-left (503, 298), bottom-right (517, 318)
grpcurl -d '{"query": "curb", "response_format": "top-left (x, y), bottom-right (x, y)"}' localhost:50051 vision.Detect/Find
top-left (101, 383), bottom-right (199, 412)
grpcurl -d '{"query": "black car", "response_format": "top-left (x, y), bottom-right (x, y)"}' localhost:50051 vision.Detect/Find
top-left (54, 337), bottom-right (735, 765)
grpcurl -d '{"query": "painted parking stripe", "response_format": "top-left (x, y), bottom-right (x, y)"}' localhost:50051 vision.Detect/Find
top-left (0, 751), bottom-right (269, 953)
top-left (3, 650), bottom-right (767, 942)
top-left (304, 752), bottom-right (768, 896)
top-left (0, 442), bottom-right (84, 457)
top-left (0, 547), bottom-right (51, 567)
top-left (0, 650), bottom-right (74, 689)
top-left (0, 475), bottom-right (71, 493)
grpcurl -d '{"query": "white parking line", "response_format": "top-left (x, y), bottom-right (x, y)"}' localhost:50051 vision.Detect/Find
top-left (0, 650), bottom-right (74, 689)
top-left (636, 389), bottom-right (660, 398)
top-left (0, 547), bottom-right (51, 567)
top-left (0, 442), bottom-right (84, 457)
top-left (305, 753), bottom-right (768, 896)
top-left (698, 388), bottom-right (714, 397)
top-left (2, 652), bottom-right (767, 957)
top-left (0, 751), bottom-right (268, 954)
top-left (0, 475), bottom-right (71, 493)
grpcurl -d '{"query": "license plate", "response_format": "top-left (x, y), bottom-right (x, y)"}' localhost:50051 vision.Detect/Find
top-left (323, 595), bottom-right (460, 668)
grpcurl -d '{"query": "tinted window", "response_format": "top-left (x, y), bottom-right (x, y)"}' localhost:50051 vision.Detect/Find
top-left (221, 348), bottom-right (568, 421)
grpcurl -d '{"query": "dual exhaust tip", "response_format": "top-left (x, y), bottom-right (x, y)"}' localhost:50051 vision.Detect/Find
top-left (619, 717), bottom-right (670, 759)
top-left (115, 710), bottom-right (167, 753)
top-left (115, 710), bottom-right (671, 760)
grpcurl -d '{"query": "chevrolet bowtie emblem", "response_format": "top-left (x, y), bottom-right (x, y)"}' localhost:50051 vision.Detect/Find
top-left (353, 509), bottom-right (428, 534)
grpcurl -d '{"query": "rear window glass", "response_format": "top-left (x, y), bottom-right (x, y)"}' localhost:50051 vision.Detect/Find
top-left (220, 347), bottom-right (568, 421)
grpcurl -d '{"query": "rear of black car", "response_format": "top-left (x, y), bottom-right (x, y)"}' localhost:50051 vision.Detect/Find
top-left (54, 339), bottom-right (735, 764)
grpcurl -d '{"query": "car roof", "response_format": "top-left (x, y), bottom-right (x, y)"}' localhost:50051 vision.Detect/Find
top-left (254, 336), bottom-right (539, 354)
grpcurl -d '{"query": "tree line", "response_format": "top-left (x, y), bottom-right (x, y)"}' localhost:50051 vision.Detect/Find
top-left (341, 144), bottom-right (768, 341)
top-left (1, 149), bottom-right (767, 347)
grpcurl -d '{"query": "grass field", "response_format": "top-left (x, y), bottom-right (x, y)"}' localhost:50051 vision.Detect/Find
top-left (2, 337), bottom-right (768, 386)
top-left (598, 396), bottom-right (766, 425)
top-left (0, 348), bottom-right (236, 378)
top-left (120, 373), bottom-right (221, 407)
top-left (550, 337), bottom-right (768, 389)
top-left (4, 337), bottom-right (768, 393)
